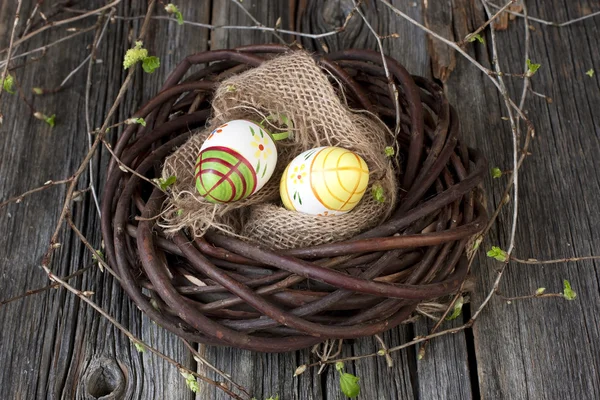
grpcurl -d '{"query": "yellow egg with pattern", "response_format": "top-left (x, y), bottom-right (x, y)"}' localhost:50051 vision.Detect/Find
top-left (280, 146), bottom-right (369, 215)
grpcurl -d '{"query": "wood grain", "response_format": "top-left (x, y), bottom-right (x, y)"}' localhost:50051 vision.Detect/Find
top-left (1, 0), bottom-right (599, 399)
top-left (0, 1), bottom-right (210, 399)
top-left (445, 1), bottom-right (600, 399)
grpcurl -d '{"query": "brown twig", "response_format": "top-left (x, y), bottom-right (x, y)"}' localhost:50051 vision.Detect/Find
top-left (374, 334), bottom-right (394, 367)
top-left (101, 139), bottom-right (163, 190)
top-left (498, 292), bottom-right (565, 302)
top-left (11, 74), bottom-right (36, 114)
top-left (467, 0), bottom-right (521, 325)
top-left (36, 262), bottom-right (245, 400)
top-left (230, 0), bottom-right (286, 44)
top-left (0, 264), bottom-right (93, 308)
top-left (486, 1), bottom-right (600, 27)
top-left (461, 0), bottom-right (516, 45)
top-left (378, 0), bottom-right (531, 126)
top-left (41, 1), bottom-right (156, 270)
top-left (0, 26), bottom-right (97, 69)
top-left (85, 10), bottom-right (115, 218)
top-left (352, 1), bottom-right (402, 171)
top-left (182, 340), bottom-right (252, 399)
top-left (0, 0), bottom-right (122, 55)
top-left (511, 255), bottom-right (600, 265)
top-left (65, 214), bottom-right (118, 278)
top-left (0, 0), bottom-right (23, 116)
top-left (64, 13), bottom-right (356, 40)
top-left (0, 178), bottom-right (73, 209)
top-left (300, 323), bottom-right (470, 369)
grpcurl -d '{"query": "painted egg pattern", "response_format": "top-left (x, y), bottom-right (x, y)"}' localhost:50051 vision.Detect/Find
top-left (195, 120), bottom-right (277, 203)
top-left (280, 146), bottom-right (369, 215)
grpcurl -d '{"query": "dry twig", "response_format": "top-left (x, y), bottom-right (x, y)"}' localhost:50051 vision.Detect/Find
top-left (0, 178), bottom-right (73, 209)
top-left (486, 1), bottom-right (600, 27)
top-left (0, 0), bottom-right (122, 54)
top-left (0, 0), bottom-right (23, 118)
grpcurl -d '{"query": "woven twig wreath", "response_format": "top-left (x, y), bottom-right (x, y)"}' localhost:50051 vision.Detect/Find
top-left (101, 44), bottom-right (487, 352)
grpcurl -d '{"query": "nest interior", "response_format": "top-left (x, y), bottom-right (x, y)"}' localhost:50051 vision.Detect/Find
top-left (101, 44), bottom-right (488, 353)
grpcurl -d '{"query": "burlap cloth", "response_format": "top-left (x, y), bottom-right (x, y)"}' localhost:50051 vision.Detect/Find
top-left (159, 51), bottom-right (398, 249)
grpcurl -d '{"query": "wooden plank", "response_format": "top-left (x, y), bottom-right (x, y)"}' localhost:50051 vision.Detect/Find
top-left (198, 1), bottom-right (473, 399)
top-left (3, 1), bottom-right (599, 400)
top-left (0, 1), bottom-right (211, 399)
top-left (442, 0), bottom-right (600, 399)
top-left (414, 319), bottom-right (474, 400)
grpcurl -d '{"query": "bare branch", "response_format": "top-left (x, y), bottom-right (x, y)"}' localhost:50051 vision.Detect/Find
top-left (37, 261), bottom-right (246, 400)
top-left (182, 340), bottom-right (252, 399)
top-left (0, 178), bottom-right (73, 209)
top-left (84, 11), bottom-right (115, 219)
top-left (0, 27), bottom-right (96, 69)
top-left (41, 1), bottom-right (157, 270)
top-left (0, 264), bottom-right (93, 308)
top-left (461, 0), bottom-right (516, 45)
top-left (511, 255), bottom-right (600, 265)
top-left (0, 0), bottom-right (122, 54)
top-left (62, 12), bottom-right (354, 40)
top-left (230, 0), bottom-right (286, 44)
top-left (0, 0), bottom-right (23, 115)
top-left (486, 1), bottom-right (600, 27)
top-left (498, 292), bottom-right (565, 302)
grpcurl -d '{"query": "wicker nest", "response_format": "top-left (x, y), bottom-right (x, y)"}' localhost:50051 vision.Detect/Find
top-left (101, 44), bottom-right (487, 352)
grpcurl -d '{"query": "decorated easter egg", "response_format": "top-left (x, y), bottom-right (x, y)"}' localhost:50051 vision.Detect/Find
top-left (195, 120), bottom-right (277, 203)
top-left (280, 146), bottom-right (369, 215)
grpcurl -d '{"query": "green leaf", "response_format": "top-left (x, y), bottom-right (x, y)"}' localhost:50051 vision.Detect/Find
top-left (384, 146), bottom-right (395, 157)
top-left (265, 396), bottom-right (279, 400)
top-left (158, 175), bottom-right (177, 190)
top-left (165, 4), bottom-right (184, 25)
top-left (135, 117), bottom-right (146, 126)
top-left (226, 84), bottom-right (236, 92)
top-left (445, 295), bottom-right (464, 321)
top-left (44, 114), bottom-right (56, 128)
top-left (250, 126), bottom-right (256, 136)
top-left (372, 183), bottom-right (386, 203)
top-left (176, 209), bottom-right (184, 216)
top-left (142, 56), bottom-right (160, 73)
top-left (181, 371), bottom-right (199, 393)
top-left (491, 167), bottom-right (502, 179)
top-left (526, 59), bottom-right (541, 76)
top-left (586, 68), bottom-right (595, 77)
top-left (339, 372), bottom-right (360, 398)
top-left (335, 361), bottom-right (344, 372)
top-left (468, 33), bottom-right (485, 44)
top-left (472, 236), bottom-right (482, 251)
top-left (133, 341), bottom-right (145, 353)
top-left (92, 250), bottom-right (104, 263)
top-left (563, 279), bottom-right (577, 300)
top-left (535, 287), bottom-right (546, 295)
top-left (1, 74), bottom-right (15, 94)
top-left (486, 246), bottom-right (508, 262)
top-left (175, 10), bottom-right (184, 25)
top-left (123, 41), bottom-right (148, 69)
top-left (32, 87), bottom-right (43, 95)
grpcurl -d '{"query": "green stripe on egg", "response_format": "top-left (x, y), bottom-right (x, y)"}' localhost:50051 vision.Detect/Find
top-left (195, 146), bottom-right (257, 204)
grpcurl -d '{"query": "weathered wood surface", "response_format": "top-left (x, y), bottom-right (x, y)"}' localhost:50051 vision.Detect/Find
top-left (0, 0), bottom-right (598, 399)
